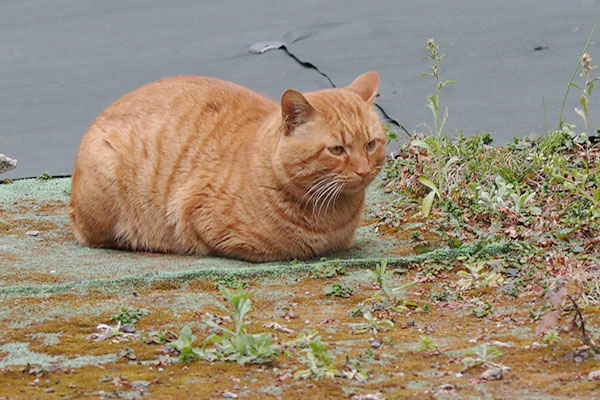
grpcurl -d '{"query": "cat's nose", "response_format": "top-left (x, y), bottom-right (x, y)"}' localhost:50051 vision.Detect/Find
top-left (355, 170), bottom-right (369, 180)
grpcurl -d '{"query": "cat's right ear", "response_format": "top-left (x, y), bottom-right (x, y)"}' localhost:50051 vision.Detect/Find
top-left (281, 89), bottom-right (316, 135)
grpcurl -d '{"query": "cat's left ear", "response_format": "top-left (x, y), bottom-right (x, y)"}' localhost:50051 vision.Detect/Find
top-left (346, 71), bottom-right (380, 104)
top-left (281, 89), bottom-right (316, 135)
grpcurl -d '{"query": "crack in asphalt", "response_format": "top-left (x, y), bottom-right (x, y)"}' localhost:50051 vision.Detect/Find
top-left (250, 41), bottom-right (411, 138)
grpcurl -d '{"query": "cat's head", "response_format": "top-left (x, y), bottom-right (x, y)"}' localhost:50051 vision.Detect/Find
top-left (274, 72), bottom-right (387, 205)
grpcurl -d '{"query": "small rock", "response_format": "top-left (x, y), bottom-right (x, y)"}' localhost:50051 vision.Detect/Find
top-left (368, 337), bottom-right (383, 349)
top-left (131, 380), bottom-right (150, 392)
top-left (565, 346), bottom-right (597, 362)
top-left (588, 370), bottom-right (600, 381)
top-left (25, 230), bottom-right (39, 237)
top-left (35, 212), bottom-right (49, 217)
top-left (43, 388), bottom-right (55, 393)
top-left (120, 324), bottom-right (136, 333)
top-left (222, 391), bottom-right (238, 398)
top-left (0, 153), bottom-right (18, 174)
top-left (438, 383), bottom-right (456, 391)
top-left (481, 367), bottom-right (504, 381)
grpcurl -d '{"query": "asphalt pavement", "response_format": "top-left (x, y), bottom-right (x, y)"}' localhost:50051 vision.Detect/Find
top-left (1, 1), bottom-right (599, 179)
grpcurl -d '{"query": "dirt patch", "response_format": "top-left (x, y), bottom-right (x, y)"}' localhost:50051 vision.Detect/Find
top-left (1, 271), bottom-right (599, 398)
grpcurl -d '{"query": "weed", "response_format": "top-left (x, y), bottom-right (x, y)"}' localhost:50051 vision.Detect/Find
top-left (431, 290), bottom-right (451, 302)
top-left (294, 336), bottom-right (338, 380)
top-left (410, 38), bottom-right (456, 216)
top-left (558, 26), bottom-right (596, 128)
top-left (312, 259), bottom-right (347, 278)
top-left (349, 306), bottom-right (365, 317)
top-left (543, 329), bottom-right (561, 345)
top-left (574, 52), bottom-right (599, 135)
top-left (36, 171), bottom-right (52, 180)
top-left (368, 259), bottom-right (394, 300)
top-left (167, 325), bottom-right (202, 362)
top-left (167, 288), bottom-right (279, 364)
top-left (324, 283), bottom-right (354, 298)
top-left (144, 329), bottom-right (177, 345)
top-left (201, 288), bottom-right (279, 364)
top-left (350, 311), bottom-right (394, 334)
top-left (461, 344), bottom-right (503, 372)
top-left (340, 356), bottom-right (369, 382)
top-left (422, 38), bottom-right (455, 139)
top-left (416, 335), bottom-right (439, 352)
top-left (471, 299), bottom-right (493, 318)
top-left (111, 307), bottom-right (150, 324)
top-left (289, 330), bottom-right (320, 348)
top-left (216, 274), bottom-right (248, 290)
top-left (456, 259), bottom-right (503, 291)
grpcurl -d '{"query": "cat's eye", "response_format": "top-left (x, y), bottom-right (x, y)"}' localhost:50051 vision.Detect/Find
top-left (366, 140), bottom-right (377, 151)
top-left (328, 145), bottom-right (345, 155)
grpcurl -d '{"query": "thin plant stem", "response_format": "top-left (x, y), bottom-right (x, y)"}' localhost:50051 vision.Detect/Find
top-left (558, 25), bottom-right (596, 128)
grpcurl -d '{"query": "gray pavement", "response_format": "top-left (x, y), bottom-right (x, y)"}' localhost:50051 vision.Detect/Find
top-left (1, 0), bottom-right (599, 179)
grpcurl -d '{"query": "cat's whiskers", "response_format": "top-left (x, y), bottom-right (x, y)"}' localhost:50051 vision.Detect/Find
top-left (311, 180), bottom-right (339, 216)
top-left (299, 173), bottom-right (336, 208)
top-left (314, 179), bottom-right (344, 218)
top-left (324, 182), bottom-right (345, 215)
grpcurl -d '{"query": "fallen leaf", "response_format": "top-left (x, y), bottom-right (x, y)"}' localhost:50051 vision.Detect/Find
top-left (536, 310), bottom-right (561, 335)
top-left (264, 322), bottom-right (294, 334)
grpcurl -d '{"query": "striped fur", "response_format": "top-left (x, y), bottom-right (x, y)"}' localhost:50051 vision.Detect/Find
top-left (68, 72), bottom-right (386, 261)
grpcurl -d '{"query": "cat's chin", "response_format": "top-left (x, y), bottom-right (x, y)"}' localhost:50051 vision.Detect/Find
top-left (343, 181), bottom-right (370, 195)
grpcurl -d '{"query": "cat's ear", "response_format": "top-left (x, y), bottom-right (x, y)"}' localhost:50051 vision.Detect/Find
top-left (281, 89), bottom-right (316, 134)
top-left (346, 71), bottom-right (380, 104)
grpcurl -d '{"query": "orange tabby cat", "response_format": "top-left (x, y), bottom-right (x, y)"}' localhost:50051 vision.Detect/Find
top-left (68, 72), bottom-right (386, 261)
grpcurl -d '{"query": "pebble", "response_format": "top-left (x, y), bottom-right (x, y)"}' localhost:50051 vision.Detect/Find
top-left (25, 230), bottom-right (39, 236)
top-left (481, 367), bottom-right (504, 381)
top-left (131, 380), bottom-right (150, 392)
top-left (44, 388), bottom-right (55, 393)
top-left (222, 391), bottom-right (238, 398)
top-left (120, 323), bottom-right (136, 333)
top-left (368, 337), bottom-right (383, 348)
top-left (438, 383), bottom-right (456, 391)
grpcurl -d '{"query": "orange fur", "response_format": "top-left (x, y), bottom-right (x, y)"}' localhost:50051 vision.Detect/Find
top-left (68, 72), bottom-right (387, 261)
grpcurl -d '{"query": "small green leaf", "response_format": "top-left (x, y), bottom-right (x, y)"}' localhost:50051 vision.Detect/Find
top-left (422, 190), bottom-right (437, 217)
top-left (411, 139), bottom-right (432, 153)
top-left (438, 79), bottom-right (455, 89)
top-left (580, 95), bottom-right (588, 113)
top-left (418, 176), bottom-right (441, 197)
top-left (427, 95), bottom-right (437, 112)
top-left (445, 156), bottom-right (461, 169)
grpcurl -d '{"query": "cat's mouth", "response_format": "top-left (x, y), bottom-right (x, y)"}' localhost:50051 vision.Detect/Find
top-left (299, 172), bottom-right (373, 215)
top-left (343, 178), bottom-right (372, 193)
